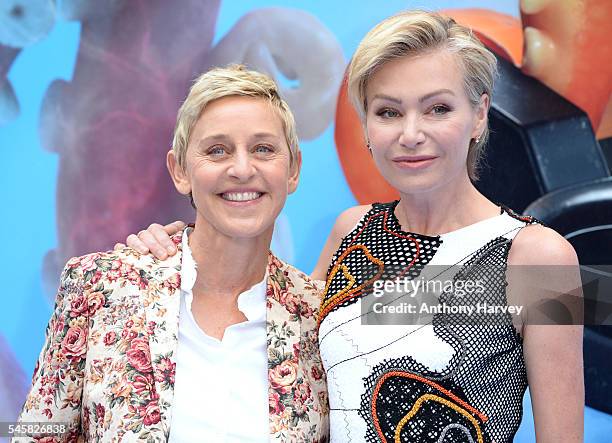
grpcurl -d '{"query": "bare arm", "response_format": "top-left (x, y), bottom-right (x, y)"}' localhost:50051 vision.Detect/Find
top-left (310, 205), bottom-right (370, 281)
top-left (508, 224), bottom-right (584, 442)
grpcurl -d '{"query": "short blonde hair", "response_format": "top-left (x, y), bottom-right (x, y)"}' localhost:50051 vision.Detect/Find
top-left (348, 10), bottom-right (498, 180)
top-left (172, 64), bottom-right (299, 170)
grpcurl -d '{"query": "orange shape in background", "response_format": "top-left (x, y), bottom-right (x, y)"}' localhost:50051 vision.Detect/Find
top-left (335, 6), bottom-right (612, 205)
top-left (518, 0), bottom-right (612, 138)
top-left (441, 8), bottom-right (523, 64)
top-left (334, 74), bottom-right (399, 204)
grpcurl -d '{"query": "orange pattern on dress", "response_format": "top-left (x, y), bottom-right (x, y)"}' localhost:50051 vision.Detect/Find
top-left (394, 393), bottom-right (484, 443)
top-left (318, 209), bottom-right (425, 327)
top-left (371, 370), bottom-right (488, 443)
top-left (318, 245), bottom-right (384, 327)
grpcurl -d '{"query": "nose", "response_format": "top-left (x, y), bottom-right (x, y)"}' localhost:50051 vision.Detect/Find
top-left (398, 114), bottom-right (425, 148)
top-left (227, 150), bottom-right (257, 181)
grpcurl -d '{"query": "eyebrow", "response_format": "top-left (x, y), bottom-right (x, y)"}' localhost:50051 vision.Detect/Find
top-left (371, 89), bottom-right (455, 105)
top-left (419, 89), bottom-right (455, 102)
top-left (250, 132), bottom-right (280, 140)
top-left (196, 132), bottom-right (280, 147)
top-left (371, 94), bottom-right (402, 105)
top-left (198, 134), bottom-right (227, 145)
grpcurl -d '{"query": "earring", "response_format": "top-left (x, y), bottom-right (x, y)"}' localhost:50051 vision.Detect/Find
top-left (366, 141), bottom-right (372, 154)
top-left (475, 136), bottom-right (480, 144)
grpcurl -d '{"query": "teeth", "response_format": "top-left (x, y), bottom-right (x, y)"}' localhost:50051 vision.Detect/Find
top-left (522, 26), bottom-right (556, 77)
top-left (520, 0), bottom-right (552, 14)
top-left (222, 192), bottom-right (262, 202)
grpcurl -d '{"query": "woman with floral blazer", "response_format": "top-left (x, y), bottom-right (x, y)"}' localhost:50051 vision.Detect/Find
top-left (16, 239), bottom-right (328, 442)
top-left (16, 65), bottom-right (329, 442)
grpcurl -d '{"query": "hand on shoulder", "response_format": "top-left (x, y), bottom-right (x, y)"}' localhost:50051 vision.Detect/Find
top-left (123, 221), bottom-right (187, 259)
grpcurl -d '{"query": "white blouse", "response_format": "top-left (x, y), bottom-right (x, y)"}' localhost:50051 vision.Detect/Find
top-left (168, 229), bottom-right (269, 442)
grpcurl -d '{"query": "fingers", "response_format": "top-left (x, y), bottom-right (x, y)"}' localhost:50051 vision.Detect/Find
top-left (145, 223), bottom-right (178, 259)
top-left (125, 222), bottom-right (185, 259)
top-left (164, 220), bottom-right (187, 234)
top-left (126, 233), bottom-right (150, 255)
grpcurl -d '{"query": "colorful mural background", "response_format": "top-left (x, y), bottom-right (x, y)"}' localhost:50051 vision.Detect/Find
top-left (1, 0), bottom-right (611, 441)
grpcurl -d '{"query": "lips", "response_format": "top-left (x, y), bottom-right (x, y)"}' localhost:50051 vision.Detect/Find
top-left (393, 155), bottom-right (438, 162)
top-left (220, 191), bottom-right (263, 202)
top-left (392, 155), bottom-right (438, 169)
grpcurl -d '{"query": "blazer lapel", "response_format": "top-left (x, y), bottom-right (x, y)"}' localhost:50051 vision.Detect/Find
top-left (265, 252), bottom-right (302, 440)
top-left (143, 233), bottom-right (184, 438)
top-left (144, 245), bottom-right (304, 440)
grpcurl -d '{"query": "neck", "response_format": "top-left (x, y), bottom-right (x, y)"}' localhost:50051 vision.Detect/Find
top-left (395, 172), bottom-right (499, 236)
top-left (187, 221), bottom-right (271, 298)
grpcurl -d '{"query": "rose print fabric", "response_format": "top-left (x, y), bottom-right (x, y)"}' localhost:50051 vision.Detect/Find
top-left (15, 234), bottom-right (329, 442)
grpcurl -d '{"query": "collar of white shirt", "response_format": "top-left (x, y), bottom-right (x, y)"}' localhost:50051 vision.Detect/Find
top-left (168, 229), bottom-right (270, 443)
top-left (180, 228), bottom-right (268, 322)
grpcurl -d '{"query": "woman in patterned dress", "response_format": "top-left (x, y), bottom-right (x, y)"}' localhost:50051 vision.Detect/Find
top-left (127, 10), bottom-right (583, 442)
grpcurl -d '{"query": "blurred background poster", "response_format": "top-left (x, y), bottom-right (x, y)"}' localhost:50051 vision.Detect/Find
top-left (1, 0), bottom-right (610, 441)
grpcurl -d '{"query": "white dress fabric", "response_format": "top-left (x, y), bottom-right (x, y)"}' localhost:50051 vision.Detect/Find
top-left (318, 201), bottom-right (538, 443)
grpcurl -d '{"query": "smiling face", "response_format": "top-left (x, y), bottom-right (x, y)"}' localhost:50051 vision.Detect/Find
top-left (168, 95), bottom-right (300, 241)
top-left (365, 48), bottom-right (488, 195)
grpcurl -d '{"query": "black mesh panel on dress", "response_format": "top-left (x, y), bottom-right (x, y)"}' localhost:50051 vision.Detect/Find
top-left (359, 237), bottom-right (528, 443)
top-left (320, 202), bottom-right (442, 324)
top-left (438, 237), bottom-right (528, 442)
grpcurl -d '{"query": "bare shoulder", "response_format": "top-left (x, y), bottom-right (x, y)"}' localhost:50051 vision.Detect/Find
top-left (326, 204), bottom-right (372, 258)
top-left (508, 224), bottom-right (582, 329)
top-left (310, 204), bottom-right (371, 280)
top-left (509, 223), bottom-right (578, 266)
top-left (333, 204), bottom-right (371, 237)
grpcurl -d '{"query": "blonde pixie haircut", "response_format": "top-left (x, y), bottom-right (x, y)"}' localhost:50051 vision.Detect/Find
top-left (172, 64), bottom-right (299, 170)
top-left (348, 10), bottom-right (498, 180)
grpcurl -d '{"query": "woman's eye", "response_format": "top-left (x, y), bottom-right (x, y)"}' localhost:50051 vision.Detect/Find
top-left (208, 146), bottom-right (227, 156)
top-left (377, 108), bottom-right (400, 118)
top-left (255, 145), bottom-right (273, 153)
top-left (430, 105), bottom-right (450, 115)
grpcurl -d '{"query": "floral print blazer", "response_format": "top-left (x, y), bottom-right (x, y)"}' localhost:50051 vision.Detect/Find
top-left (16, 235), bottom-right (329, 442)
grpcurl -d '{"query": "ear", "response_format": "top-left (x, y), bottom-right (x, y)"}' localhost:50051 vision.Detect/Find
top-left (288, 149), bottom-right (302, 195)
top-left (472, 93), bottom-right (490, 139)
top-left (167, 149), bottom-right (191, 195)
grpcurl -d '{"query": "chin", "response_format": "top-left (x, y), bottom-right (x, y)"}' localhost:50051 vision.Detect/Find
top-left (393, 168), bottom-right (467, 195)
top-left (388, 175), bottom-right (442, 195)
top-left (218, 220), bottom-right (275, 240)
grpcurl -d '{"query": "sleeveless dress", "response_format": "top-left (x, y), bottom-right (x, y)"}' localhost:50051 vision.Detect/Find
top-left (318, 200), bottom-right (539, 443)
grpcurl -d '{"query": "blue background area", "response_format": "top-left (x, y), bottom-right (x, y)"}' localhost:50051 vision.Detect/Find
top-left (1, 1), bottom-right (610, 440)
top-left (1, 20), bottom-right (80, 373)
